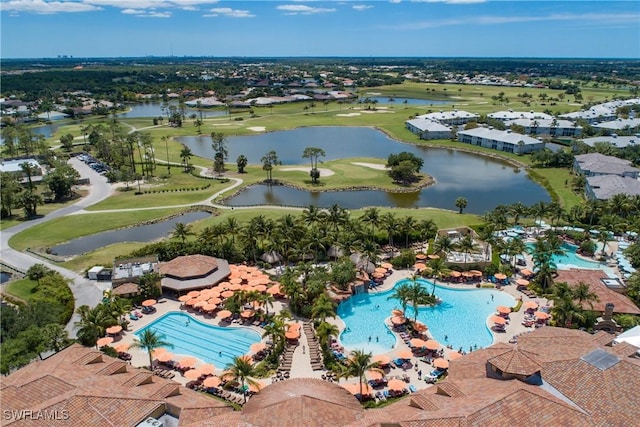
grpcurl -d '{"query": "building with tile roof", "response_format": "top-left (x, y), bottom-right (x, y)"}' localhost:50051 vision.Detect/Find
top-left (405, 118), bottom-right (452, 140)
top-left (580, 133), bottom-right (640, 149)
top-left (504, 118), bottom-right (582, 137)
top-left (488, 110), bottom-right (553, 121)
top-left (3, 328), bottom-right (639, 426)
top-left (585, 175), bottom-right (640, 200)
top-left (574, 153), bottom-right (640, 178)
top-left (158, 254), bottom-right (231, 292)
top-left (457, 127), bottom-right (545, 154)
top-left (416, 109), bottom-right (479, 125)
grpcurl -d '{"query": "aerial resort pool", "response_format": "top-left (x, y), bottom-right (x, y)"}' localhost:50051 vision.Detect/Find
top-left (135, 312), bottom-right (261, 366)
top-left (527, 242), bottom-right (615, 277)
top-left (337, 279), bottom-right (516, 354)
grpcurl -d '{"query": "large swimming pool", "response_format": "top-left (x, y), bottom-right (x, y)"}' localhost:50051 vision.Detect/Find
top-left (135, 312), bottom-right (261, 367)
top-left (527, 242), bottom-right (615, 276)
top-left (337, 279), bottom-right (515, 354)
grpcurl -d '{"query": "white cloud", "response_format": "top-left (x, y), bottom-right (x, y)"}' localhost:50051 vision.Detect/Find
top-left (353, 4), bottom-right (373, 11)
top-left (385, 12), bottom-right (640, 30)
top-left (277, 4), bottom-right (336, 15)
top-left (204, 7), bottom-right (254, 18)
top-left (145, 11), bottom-right (171, 18)
top-left (121, 8), bottom-right (141, 14)
top-left (389, 0), bottom-right (402, 3)
top-left (1, 0), bottom-right (102, 14)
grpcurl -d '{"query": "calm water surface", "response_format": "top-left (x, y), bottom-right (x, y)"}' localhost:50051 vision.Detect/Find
top-left (51, 211), bottom-right (210, 256)
top-left (178, 127), bottom-right (550, 213)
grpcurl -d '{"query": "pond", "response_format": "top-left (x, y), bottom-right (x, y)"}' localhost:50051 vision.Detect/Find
top-left (178, 127), bottom-right (550, 214)
top-left (360, 97), bottom-right (451, 106)
top-left (116, 102), bottom-right (228, 119)
top-left (50, 211), bottom-right (211, 256)
top-left (0, 272), bottom-right (12, 284)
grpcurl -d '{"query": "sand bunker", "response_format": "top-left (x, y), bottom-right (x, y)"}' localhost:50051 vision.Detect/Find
top-left (361, 109), bottom-right (395, 114)
top-left (247, 126), bottom-right (266, 132)
top-left (351, 162), bottom-right (387, 170)
top-left (280, 167), bottom-right (335, 177)
top-left (336, 113), bottom-right (361, 117)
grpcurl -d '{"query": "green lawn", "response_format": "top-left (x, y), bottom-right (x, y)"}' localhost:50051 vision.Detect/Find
top-left (9, 208), bottom-right (184, 251)
top-left (4, 278), bottom-right (38, 301)
top-left (532, 167), bottom-right (584, 209)
top-left (62, 242), bottom-right (148, 273)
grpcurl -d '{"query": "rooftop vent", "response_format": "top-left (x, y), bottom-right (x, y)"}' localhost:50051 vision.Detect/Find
top-left (580, 348), bottom-right (620, 371)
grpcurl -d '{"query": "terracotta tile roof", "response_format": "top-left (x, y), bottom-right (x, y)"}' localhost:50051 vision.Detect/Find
top-left (0, 344), bottom-right (233, 427)
top-left (408, 393), bottom-right (440, 411)
top-left (486, 347), bottom-right (542, 376)
top-left (591, 330), bottom-right (615, 347)
top-left (435, 382), bottom-right (466, 398)
top-left (159, 255), bottom-right (219, 278)
top-left (610, 341), bottom-right (640, 358)
top-left (112, 282), bottom-right (140, 295)
top-left (554, 269), bottom-right (640, 314)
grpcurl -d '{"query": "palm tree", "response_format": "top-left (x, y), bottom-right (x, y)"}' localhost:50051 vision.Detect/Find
top-left (311, 294), bottom-right (336, 323)
top-left (572, 282), bottom-right (599, 309)
top-left (507, 237), bottom-right (526, 268)
top-left (130, 329), bottom-right (173, 369)
top-left (428, 257), bottom-right (447, 295)
top-left (74, 305), bottom-right (116, 347)
top-left (179, 145), bottom-right (192, 172)
top-left (407, 276), bottom-right (433, 322)
top-left (108, 297), bottom-right (132, 324)
top-left (381, 212), bottom-right (398, 247)
top-left (455, 197), bottom-right (468, 214)
top-left (343, 350), bottom-right (380, 401)
top-left (172, 222), bottom-right (193, 244)
top-left (508, 202), bottom-right (527, 225)
top-left (456, 234), bottom-right (479, 267)
top-left (360, 207), bottom-right (380, 235)
top-left (262, 317), bottom-right (286, 350)
top-left (400, 216), bottom-right (416, 248)
top-left (222, 356), bottom-right (260, 403)
top-left (433, 235), bottom-right (455, 261)
top-left (387, 282), bottom-right (411, 315)
top-left (316, 321), bottom-right (339, 351)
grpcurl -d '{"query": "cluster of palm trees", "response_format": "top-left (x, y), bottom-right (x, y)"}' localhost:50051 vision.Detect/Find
top-left (74, 292), bottom-right (132, 346)
top-left (550, 282), bottom-right (599, 329)
top-left (158, 206), bottom-right (438, 268)
top-left (387, 275), bottom-right (436, 322)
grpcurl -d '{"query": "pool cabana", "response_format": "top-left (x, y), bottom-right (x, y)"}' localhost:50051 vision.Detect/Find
top-left (159, 254), bottom-right (231, 294)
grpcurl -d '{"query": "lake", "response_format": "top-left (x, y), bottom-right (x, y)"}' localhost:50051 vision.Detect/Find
top-left (178, 127), bottom-right (550, 214)
top-left (116, 102), bottom-right (228, 119)
top-left (50, 211), bottom-right (211, 256)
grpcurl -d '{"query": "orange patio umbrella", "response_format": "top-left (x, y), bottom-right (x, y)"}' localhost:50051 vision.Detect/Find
top-left (199, 364), bottom-right (216, 375)
top-left (381, 262), bottom-right (393, 269)
top-left (96, 337), bottom-right (113, 347)
top-left (415, 254), bottom-right (427, 260)
top-left (152, 348), bottom-right (167, 357)
top-left (216, 310), bottom-right (232, 319)
top-left (427, 254), bottom-right (440, 259)
top-left (185, 298), bottom-right (199, 306)
top-left (366, 369), bottom-right (384, 380)
top-left (285, 330), bottom-right (300, 340)
top-left (178, 295), bottom-right (191, 302)
top-left (520, 268), bottom-right (534, 277)
top-left (184, 368), bottom-right (202, 380)
top-left (114, 343), bottom-right (130, 353)
top-left (469, 270), bottom-right (483, 276)
top-left (462, 271), bottom-right (474, 278)
top-left (494, 273), bottom-right (507, 280)
top-left (449, 271), bottom-right (462, 277)
top-left (534, 311), bottom-right (550, 320)
top-left (373, 272), bottom-right (385, 279)
top-left (208, 297), bottom-right (222, 305)
top-left (202, 303), bottom-right (217, 312)
top-left (425, 340), bottom-right (440, 350)
top-left (250, 342), bottom-right (266, 353)
top-left (410, 338), bottom-right (427, 348)
top-left (142, 299), bottom-right (157, 307)
top-left (228, 283), bottom-right (242, 291)
top-left (391, 309), bottom-right (404, 316)
top-left (179, 356), bottom-right (197, 369)
top-left (194, 300), bottom-right (207, 308)
top-left (221, 290), bottom-right (235, 298)
top-left (342, 382), bottom-right (373, 396)
top-left (374, 267), bottom-right (387, 274)
top-left (106, 325), bottom-right (122, 334)
top-left (433, 358), bottom-right (449, 369)
top-left (391, 316), bottom-right (407, 325)
top-left (229, 277), bottom-right (243, 285)
top-left (523, 301), bottom-right (539, 310)
top-left (496, 306), bottom-right (511, 315)
top-left (203, 376), bottom-right (221, 388)
top-left (448, 352), bottom-right (463, 361)
top-left (516, 278), bottom-right (530, 286)
top-left (413, 263), bottom-right (426, 270)
top-left (241, 309), bottom-right (255, 318)
top-left (186, 290), bottom-right (201, 298)
top-left (387, 378), bottom-right (407, 391)
top-left (254, 284), bottom-right (267, 292)
top-left (248, 279), bottom-right (262, 287)
top-left (372, 354), bottom-right (391, 365)
top-left (414, 322), bottom-right (428, 332)
top-left (156, 352), bottom-right (174, 363)
top-left (208, 288), bottom-right (221, 297)
top-left (267, 284), bottom-right (282, 295)
top-left (397, 349), bottom-right (413, 360)
top-left (490, 315), bottom-right (507, 325)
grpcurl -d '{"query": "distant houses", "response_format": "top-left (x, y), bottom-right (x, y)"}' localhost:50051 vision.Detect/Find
top-left (416, 109), bottom-right (478, 126)
top-left (405, 118), bottom-right (452, 140)
top-left (504, 118), bottom-right (582, 137)
top-left (488, 110), bottom-right (553, 121)
top-left (457, 128), bottom-right (545, 154)
top-left (573, 153), bottom-right (640, 200)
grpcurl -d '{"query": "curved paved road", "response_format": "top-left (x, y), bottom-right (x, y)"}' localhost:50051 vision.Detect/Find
top-left (1, 158), bottom-right (113, 335)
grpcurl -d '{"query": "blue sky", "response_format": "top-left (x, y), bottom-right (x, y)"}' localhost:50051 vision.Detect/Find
top-left (1, 1), bottom-right (639, 58)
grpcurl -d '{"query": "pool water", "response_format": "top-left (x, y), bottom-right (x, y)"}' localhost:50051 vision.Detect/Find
top-left (527, 242), bottom-right (614, 276)
top-left (337, 279), bottom-right (515, 354)
top-left (135, 312), bottom-right (261, 367)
